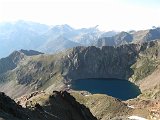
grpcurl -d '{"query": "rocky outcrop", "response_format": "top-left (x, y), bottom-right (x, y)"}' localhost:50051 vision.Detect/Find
top-left (0, 91), bottom-right (96, 120)
top-left (0, 92), bottom-right (29, 120)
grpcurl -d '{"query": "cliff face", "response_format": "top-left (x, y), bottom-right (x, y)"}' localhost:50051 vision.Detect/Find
top-left (64, 45), bottom-right (139, 80)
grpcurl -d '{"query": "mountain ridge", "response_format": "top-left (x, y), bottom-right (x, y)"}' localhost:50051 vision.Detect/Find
top-left (95, 27), bottom-right (160, 47)
top-left (1, 21), bottom-right (160, 59)
top-left (0, 21), bottom-right (117, 58)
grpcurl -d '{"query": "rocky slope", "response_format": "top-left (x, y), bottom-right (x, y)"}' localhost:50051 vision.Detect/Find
top-left (125, 98), bottom-right (160, 120)
top-left (0, 89), bottom-right (157, 120)
top-left (129, 41), bottom-right (160, 99)
top-left (0, 49), bottom-right (43, 75)
top-left (70, 91), bottom-right (155, 120)
top-left (0, 91), bottom-right (96, 120)
top-left (15, 90), bottom-right (158, 120)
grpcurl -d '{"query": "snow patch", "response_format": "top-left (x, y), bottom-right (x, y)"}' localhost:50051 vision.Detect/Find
top-left (128, 116), bottom-right (147, 120)
top-left (84, 95), bottom-right (90, 96)
top-left (128, 105), bottom-right (135, 108)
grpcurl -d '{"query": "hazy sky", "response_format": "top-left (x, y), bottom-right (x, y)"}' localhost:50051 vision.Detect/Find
top-left (0, 0), bottom-right (160, 31)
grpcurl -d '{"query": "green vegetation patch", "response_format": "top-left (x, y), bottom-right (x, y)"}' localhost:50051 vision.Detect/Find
top-left (131, 57), bottom-right (159, 81)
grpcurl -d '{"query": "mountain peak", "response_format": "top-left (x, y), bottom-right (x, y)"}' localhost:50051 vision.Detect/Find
top-left (19, 49), bottom-right (43, 56)
top-left (51, 24), bottom-right (74, 32)
top-left (115, 31), bottom-right (133, 42)
top-left (8, 49), bottom-right (43, 61)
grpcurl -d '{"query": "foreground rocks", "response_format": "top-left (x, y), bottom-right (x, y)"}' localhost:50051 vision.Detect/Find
top-left (0, 91), bottom-right (96, 120)
top-left (0, 89), bottom-right (160, 120)
top-left (126, 98), bottom-right (160, 120)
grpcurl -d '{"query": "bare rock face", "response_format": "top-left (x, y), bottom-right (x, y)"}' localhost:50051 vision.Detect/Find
top-left (0, 91), bottom-right (97, 120)
top-left (64, 45), bottom-right (140, 80)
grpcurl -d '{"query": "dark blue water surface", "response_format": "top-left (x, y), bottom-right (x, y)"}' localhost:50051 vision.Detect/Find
top-left (71, 78), bottom-right (141, 100)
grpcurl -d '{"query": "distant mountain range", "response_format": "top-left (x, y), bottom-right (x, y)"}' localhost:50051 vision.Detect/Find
top-left (0, 21), bottom-right (49, 58)
top-left (1, 20), bottom-right (160, 59)
top-left (95, 28), bottom-right (160, 47)
top-left (0, 21), bottom-right (116, 58)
